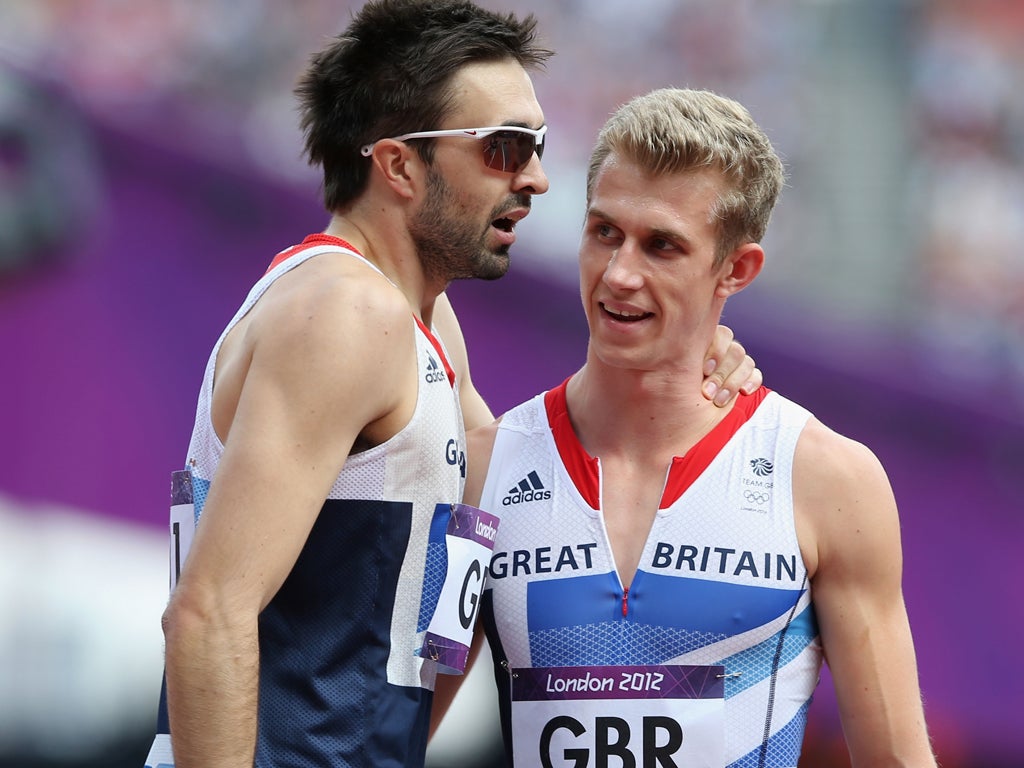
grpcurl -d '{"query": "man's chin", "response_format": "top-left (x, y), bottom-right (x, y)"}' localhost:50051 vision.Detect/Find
top-left (470, 251), bottom-right (511, 281)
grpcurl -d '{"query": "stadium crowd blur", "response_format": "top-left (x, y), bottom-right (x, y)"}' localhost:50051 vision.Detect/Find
top-left (3, 0), bottom-right (1022, 385)
top-left (0, 1), bottom-right (1021, 767)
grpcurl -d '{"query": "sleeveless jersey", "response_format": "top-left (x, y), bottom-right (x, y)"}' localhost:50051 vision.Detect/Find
top-left (147, 234), bottom-right (466, 768)
top-left (479, 381), bottom-right (821, 768)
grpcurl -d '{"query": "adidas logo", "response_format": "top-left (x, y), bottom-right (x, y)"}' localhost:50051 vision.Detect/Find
top-left (424, 353), bottom-right (447, 384)
top-left (502, 470), bottom-right (552, 506)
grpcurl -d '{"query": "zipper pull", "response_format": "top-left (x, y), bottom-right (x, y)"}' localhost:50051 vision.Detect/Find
top-left (621, 586), bottom-right (629, 618)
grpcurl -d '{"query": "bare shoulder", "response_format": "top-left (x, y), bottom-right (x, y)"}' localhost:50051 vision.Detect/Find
top-left (794, 418), bottom-right (891, 496)
top-left (793, 418), bottom-right (901, 580)
top-left (262, 257), bottom-right (412, 375)
top-left (238, 254), bottom-right (418, 443)
top-left (256, 254), bottom-right (413, 348)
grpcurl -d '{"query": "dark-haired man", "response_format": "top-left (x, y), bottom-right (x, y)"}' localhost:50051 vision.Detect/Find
top-left (146, 4), bottom-right (760, 767)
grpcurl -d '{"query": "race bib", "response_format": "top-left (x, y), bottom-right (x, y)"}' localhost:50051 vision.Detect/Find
top-left (511, 664), bottom-right (725, 767)
top-left (416, 503), bottom-right (500, 674)
top-left (145, 470), bottom-right (196, 768)
top-left (143, 733), bottom-right (174, 768)
top-left (168, 469), bottom-right (195, 592)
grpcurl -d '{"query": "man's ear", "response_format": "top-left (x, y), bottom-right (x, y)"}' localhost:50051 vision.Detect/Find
top-left (368, 139), bottom-right (421, 200)
top-left (715, 242), bottom-right (764, 298)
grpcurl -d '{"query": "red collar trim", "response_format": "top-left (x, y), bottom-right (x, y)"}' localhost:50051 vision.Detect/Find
top-left (264, 234), bottom-right (362, 274)
top-left (544, 379), bottom-right (601, 508)
top-left (544, 380), bottom-right (770, 510)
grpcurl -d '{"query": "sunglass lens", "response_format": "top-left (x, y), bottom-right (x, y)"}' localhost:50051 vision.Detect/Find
top-left (482, 131), bottom-right (540, 173)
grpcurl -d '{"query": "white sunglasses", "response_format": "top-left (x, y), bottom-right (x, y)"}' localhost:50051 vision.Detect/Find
top-left (360, 125), bottom-right (547, 173)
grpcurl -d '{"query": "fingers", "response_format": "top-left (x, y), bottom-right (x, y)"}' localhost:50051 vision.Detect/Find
top-left (702, 326), bottom-right (762, 407)
top-left (737, 359), bottom-right (763, 395)
top-left (702, 324), bottom-right (733, 375)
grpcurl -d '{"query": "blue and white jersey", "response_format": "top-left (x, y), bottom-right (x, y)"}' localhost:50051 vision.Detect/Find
top-left (480, 382), bottom-right (821, 768)
top-left (147, 234), bottom-right (466, 768)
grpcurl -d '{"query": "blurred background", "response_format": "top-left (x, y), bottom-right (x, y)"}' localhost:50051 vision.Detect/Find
top-left (0, 0), bottom-right (1021, 766)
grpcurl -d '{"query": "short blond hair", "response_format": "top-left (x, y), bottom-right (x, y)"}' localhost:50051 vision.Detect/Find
top-left (587, 88), bottom-right (785, 265)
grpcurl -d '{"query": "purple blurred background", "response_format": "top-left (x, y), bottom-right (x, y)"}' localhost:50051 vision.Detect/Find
top-left (0, 2), bottom-right (1021, 767)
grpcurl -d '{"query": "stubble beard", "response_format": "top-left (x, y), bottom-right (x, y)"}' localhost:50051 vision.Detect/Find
top-left (411, 169), bottom-right (513, 285)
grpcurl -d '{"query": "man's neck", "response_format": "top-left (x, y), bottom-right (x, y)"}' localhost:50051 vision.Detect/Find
top-left (566, 361), bottom-right (733, 462)
top-left (322, 212), bottom-right (443, 325)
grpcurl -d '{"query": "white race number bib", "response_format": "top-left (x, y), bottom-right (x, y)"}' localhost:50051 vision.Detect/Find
top-left (511, 664), bottom-right (725, 767)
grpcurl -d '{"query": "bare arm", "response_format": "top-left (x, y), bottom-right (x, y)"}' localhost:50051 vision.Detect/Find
top-left (162, 263), bottom-right (413, 767)
top-left (795, 421), bottom-right (937, 767)
top-left (432, 292), bottom-right (495, 430)
top-left (430, 622), bottom-right (488, 740)
top-left (429, 419), bottom-right (500, 739)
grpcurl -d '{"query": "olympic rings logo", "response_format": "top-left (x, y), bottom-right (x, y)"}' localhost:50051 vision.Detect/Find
top-left (743, 490), bottom-right (770, 504)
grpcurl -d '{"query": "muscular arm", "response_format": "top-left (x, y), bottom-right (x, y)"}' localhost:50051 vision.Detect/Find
top-left (795, 421), bottom-right (937, 767)
top-left (162, 262), bottom-right (413, 768)
top-left (430, 622), bottom-right (488, 741)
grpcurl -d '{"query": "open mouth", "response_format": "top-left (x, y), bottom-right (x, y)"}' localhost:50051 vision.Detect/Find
top-left (601, 303), bottom-right (652, 322)
top-left (492, 216), bottom-right (515, 233)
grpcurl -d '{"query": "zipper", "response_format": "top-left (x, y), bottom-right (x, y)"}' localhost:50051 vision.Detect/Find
top-left (621, 586), bottom-right (629, 618)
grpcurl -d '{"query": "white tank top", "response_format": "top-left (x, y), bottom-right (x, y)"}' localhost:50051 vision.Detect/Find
top-left (150, 234), bottom-right (467, 767)
top-left (480, 381), bottom-right (821, 767)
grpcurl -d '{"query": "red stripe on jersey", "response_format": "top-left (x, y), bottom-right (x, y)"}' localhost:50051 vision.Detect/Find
top-left (545, 379), bottom-right (601, 509)
top-left (413, 316), bottom-right (456, 389)
top-left (544, 380), bottom-right (771, 511)
top-left (265, 233), bottom-right (361, 274)
top-left (659, 385), bottom-right (769, 507)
